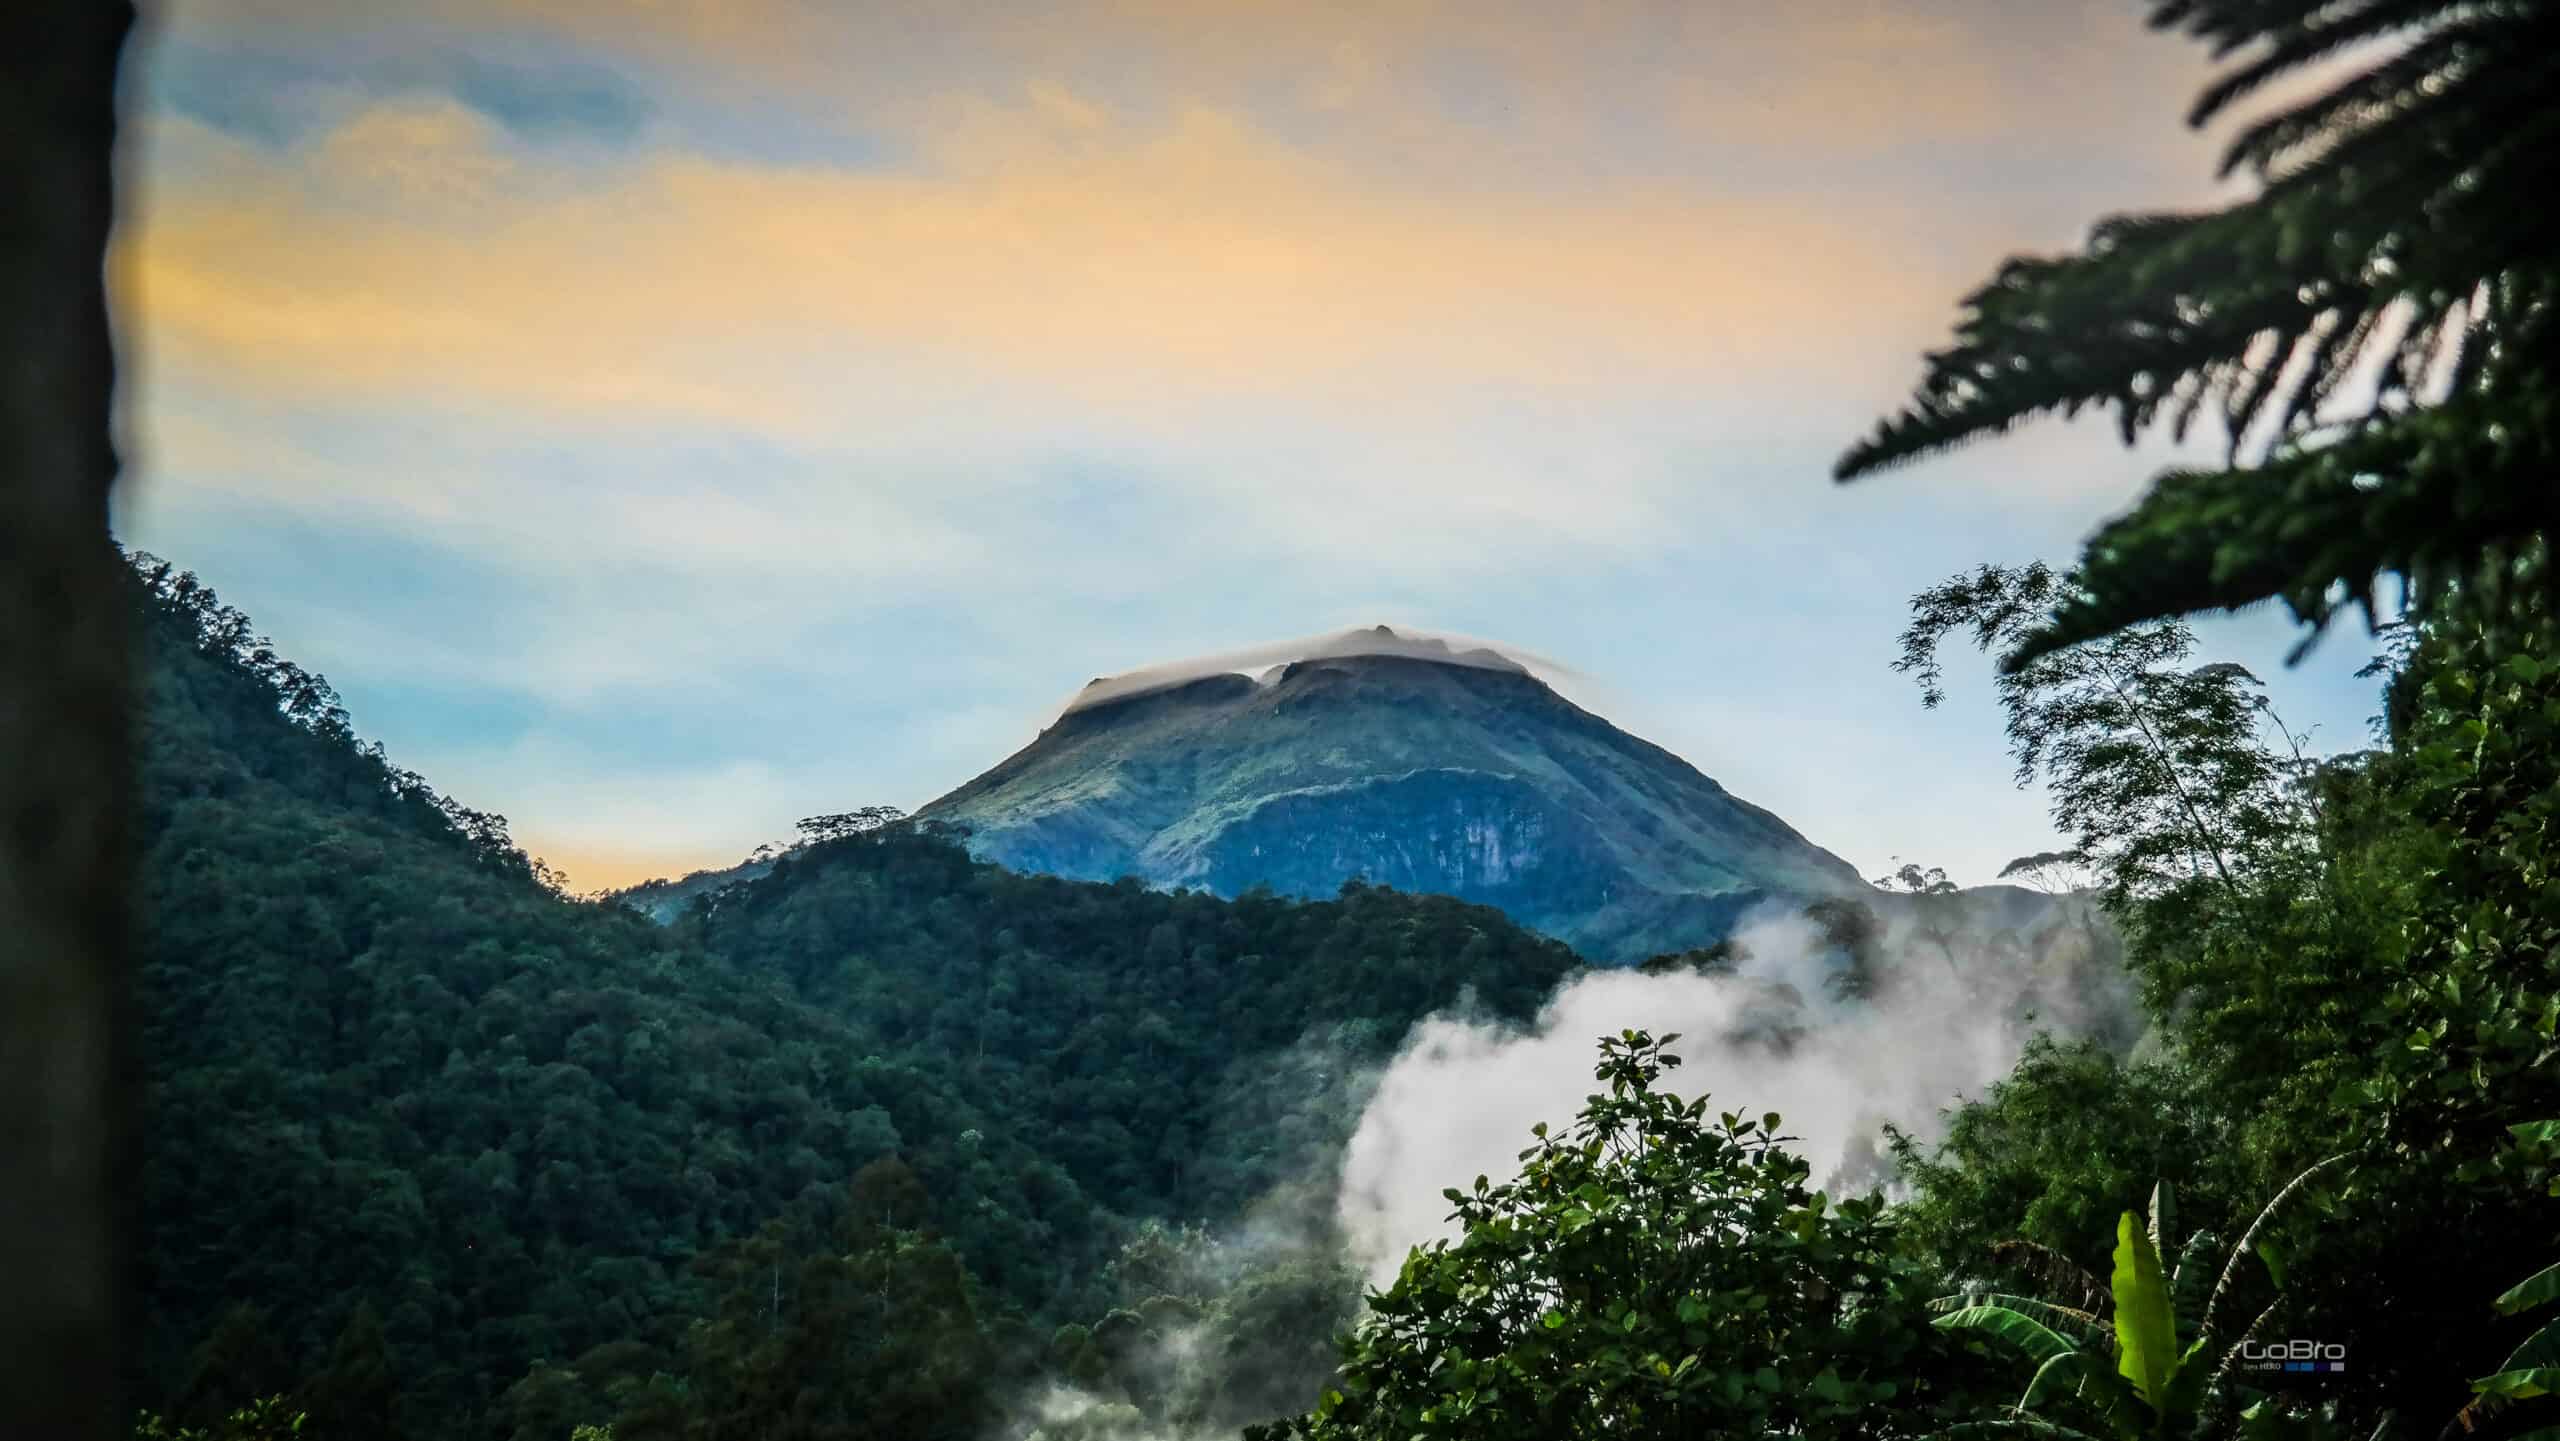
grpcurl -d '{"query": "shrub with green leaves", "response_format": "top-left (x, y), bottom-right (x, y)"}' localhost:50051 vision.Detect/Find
top-left (1936, 1167), bottom-right (2349, 1441)
top-left (1252, 1031), bottom-right (1997, 1440)
top-left (2350, 623), bottom-right (2560, 1179)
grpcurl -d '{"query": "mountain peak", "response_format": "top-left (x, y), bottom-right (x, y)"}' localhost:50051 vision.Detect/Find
top-left (1062, 625), bottom-right (1537, 719)
top-left (927, 634), bottom-right (1865, 960)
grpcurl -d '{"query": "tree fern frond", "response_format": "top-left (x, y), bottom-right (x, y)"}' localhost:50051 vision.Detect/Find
top-left (2007, 390), bottom-right (2556, 667)
top-left (2222, 326), bottom-right (2304, 460)
top-left (2236, 26), bottom-right (2560, 199)
top-left (2294, 301), bottom-right (2392, 427)
top-left (2149, 0), bottom-right (2342, 60)
top-left (2210, 17), bottom-right (2491, 176)
top-left (1835, 202), bottom-right (2340, 479)
top-left (1840, 0), bottom-right (2557, 660)
top-left (2186, 0), bottom-right (2460, 133)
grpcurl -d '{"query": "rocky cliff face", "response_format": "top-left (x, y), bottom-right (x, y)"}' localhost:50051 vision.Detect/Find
top-left (917, 632), bottom-right (1868, 961)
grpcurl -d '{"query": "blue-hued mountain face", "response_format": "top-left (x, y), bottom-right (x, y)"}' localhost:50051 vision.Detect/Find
top-left (916, 630), bottom-right (1869, 961)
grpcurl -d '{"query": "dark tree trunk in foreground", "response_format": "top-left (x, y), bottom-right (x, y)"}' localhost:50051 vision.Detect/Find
top-left (1, 6), bottom-right (137, 1438)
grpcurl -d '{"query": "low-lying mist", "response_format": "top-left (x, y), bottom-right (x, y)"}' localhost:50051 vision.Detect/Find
top-left (1336, 894), bottom-right (2130, 1280)
top-left (1015, 890), bottom-right (2128, 1439)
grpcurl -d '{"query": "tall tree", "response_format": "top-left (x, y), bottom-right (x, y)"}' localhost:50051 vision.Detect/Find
top-left (0, 5), bottom-right (136, 1439)
top-left (1839, 2), bottom-right (2560, 663)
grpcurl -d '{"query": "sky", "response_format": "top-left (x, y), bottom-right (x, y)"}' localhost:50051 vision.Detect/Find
top-left (110, 0), bottom-right (2398, 894)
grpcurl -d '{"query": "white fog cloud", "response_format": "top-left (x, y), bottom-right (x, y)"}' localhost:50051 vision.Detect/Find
top-left (1335, 898), bottom-right (2127, 1281)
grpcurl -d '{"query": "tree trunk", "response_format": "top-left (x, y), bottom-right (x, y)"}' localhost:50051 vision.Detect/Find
top-left (1, 5), bottom-right (137, 1438)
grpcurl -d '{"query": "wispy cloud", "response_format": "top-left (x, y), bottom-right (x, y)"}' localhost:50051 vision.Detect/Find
top-left (138, 37), bottom-right (656, 148)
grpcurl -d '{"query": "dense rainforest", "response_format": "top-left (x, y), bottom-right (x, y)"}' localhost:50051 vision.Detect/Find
top-left (126, 551), bottom-right (1583, 1439)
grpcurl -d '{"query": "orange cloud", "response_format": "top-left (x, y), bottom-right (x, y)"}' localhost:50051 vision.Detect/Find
top-left (121, 84), bottom-right (2001, 441)
top-left (122, 0), bottom-right (2274, 569)
top-left (126, 0), bottom-right (2264, 460)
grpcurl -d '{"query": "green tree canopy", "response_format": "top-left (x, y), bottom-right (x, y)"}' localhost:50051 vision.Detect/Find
top-left (1258, 1032), bottom-right (1999, 1441)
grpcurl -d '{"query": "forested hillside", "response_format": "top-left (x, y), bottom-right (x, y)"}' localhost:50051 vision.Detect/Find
top-left (680, 829), bottom-right (1578, 1222)
top-left (124, 553), bottom-right (1579, 1439)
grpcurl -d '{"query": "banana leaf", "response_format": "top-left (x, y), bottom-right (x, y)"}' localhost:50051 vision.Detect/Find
top-left (2114, 1211), bottom-right (2180, 1411)
top-left (1938, 1305), bottom-right (2085, 1364)
top-left (2498, 1265), bottom-right (2560, 1316)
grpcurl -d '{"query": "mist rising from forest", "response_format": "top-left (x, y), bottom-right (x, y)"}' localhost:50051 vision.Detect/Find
top-left (1334, 895), bottom-right (2130, 1282)
top-left (1015, 893), bottom-right (2128, 1439)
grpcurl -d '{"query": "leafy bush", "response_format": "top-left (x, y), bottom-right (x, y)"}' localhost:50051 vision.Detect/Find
top-left (1256, 1031), bottom-right (1999, 1440)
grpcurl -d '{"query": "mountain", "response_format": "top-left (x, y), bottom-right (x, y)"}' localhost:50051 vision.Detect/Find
top-left (918, 626), bottom-right (1869, 962)
top-left (124, 557), bottom-right (1582, 1438)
